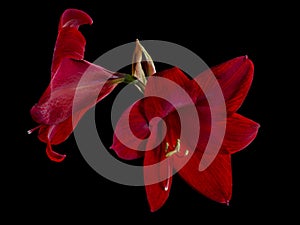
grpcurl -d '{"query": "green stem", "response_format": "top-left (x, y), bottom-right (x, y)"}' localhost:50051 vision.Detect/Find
top-left (111, 73), bottom-right (145, 94)
top-left (123, 74), bottom-right (137, 84)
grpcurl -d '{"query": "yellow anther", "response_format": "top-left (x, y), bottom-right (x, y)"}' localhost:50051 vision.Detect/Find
top-left (165, 142), bottom-right (169, 153)
top-left (174, 139), bottom-right (181, 152)
top-left (165, 139), bottom-right (181, 157)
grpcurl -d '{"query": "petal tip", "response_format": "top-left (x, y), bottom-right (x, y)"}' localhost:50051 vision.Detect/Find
top-left (53, 154), bottom-right (67, 163)
top-left (46, 143), bottom-right (67, 162)
top-left (60, 8), bottom-right (93, 29)
top-left (150, 206), bottom-right (159, 213)
top-left (148, 199), bottom-right (165, 212)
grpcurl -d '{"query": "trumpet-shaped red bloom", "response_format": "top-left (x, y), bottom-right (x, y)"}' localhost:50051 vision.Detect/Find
top-left (29, 9), bottom-right (124, 162)
top-left (111, 56), bottom-right (260, 212)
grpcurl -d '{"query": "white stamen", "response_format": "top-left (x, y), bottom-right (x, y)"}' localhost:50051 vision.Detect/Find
top-left (164, 159), bottom-right (171, 191)
top-left (27, 125), bottom-right (41, 134)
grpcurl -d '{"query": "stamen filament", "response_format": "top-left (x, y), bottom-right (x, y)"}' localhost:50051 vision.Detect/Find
top-left (27, 125), bottom-right (41, 134)
top-left (164, 160), bottom-right (171, 191)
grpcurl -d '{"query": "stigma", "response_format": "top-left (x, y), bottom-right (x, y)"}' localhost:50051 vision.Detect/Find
top-left (165, 139), bottom-right (189, 158)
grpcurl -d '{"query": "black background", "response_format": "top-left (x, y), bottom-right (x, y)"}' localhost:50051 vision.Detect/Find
top-left (7, 0), bottom-right (289, 223)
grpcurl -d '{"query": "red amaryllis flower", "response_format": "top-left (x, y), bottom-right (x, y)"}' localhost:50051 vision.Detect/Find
top-left (28, 9), bottom-right (125, 162)
top-left (111, 56), bottom-right (260, 212)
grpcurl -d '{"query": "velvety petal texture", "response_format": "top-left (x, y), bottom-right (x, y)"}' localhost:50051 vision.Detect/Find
top-left (222, 113), bottom-right (260, 154)
top-left (31, 8), bottom-right (260, 210)
top-left (52, 8), bottom-right (93, 76)
top-left (196, 56), bottom-right (254, 115)
top-left (111, 56), bottom-right (260, 211)
top-left (110, 100), bottom-right (149, 160)
top-left (30, 59), bottom-right (120, 125)
top-left (178, 152), bottom-right (232, 204)
top-left (29, 9), bottom-right (123, 162)
top-left (144, 138), bottom-right (173, 212)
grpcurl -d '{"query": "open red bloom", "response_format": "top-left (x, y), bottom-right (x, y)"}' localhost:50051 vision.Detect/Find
top-left (29, 9), bottom-right (124, 162)
top-left (111, 56), bottom-right (260, 212)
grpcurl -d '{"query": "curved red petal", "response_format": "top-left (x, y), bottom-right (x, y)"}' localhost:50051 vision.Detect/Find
top-left (110, 140), bottom-right (145, 160)
top-left (145, 156), bottom-right (173, 212)
top-left (195, 56), bottom-right (254, 115)
top-left (144, 127), bottom-right (173, 212)
top-left (173, 103), bottom-right (231, 203)
top-left (110, 100), bottom-right (149, 160)
top-left (46, 142), bottom-right (66, 162)
top-left (157, 67), bottom-right (202, 103)
top-left (172, 104), bottom-right (212, 172)
top-left (58, 8), bottom-right (93, 31)
top-left (31, 58), bottom-right (117, 125)
top-left (51, 28), bottom-right (87, 76)
top-left (143, 113), bottom-right (183, 212)
top-left (37, 91), bottom-right (105, 145)
top-left (222, 113), bottom-right (260, 154)
top-left (52, 9), bottom-right (92, 76)
top-left (38, 114), bottom-right (77, 145)
top-left (177, 151), bottom-right (232, 204)
top-left (144, 67), bottom-right (201, 119)
top-left (38, 107), bottom-right (92, 161)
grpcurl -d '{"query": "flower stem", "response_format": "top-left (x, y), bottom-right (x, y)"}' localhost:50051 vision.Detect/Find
top-left (133, 79), bottom-right (145, 93)
top-left (113, 73), bottom-right (145, 94)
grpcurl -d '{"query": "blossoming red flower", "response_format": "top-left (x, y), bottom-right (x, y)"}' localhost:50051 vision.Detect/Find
top-left (29, 8), bottom-right (259, 213)
top-left (28, 9), bottom-right (125, 162)
top-left (111, 56), bottom-right (260, 212)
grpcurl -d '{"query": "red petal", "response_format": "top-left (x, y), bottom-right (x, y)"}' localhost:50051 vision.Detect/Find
top-left (58, 8), bottom-right (93, 31)
top-left (143, 121), bottom-right (175, 212)
top-left (37, 109), bottom-right (84, 145)
top-left (46, 142), bottom-right (66, 162)
top-left (37, 111), bottom-right (93, 163)
top-left (195, 56), bottom-right (254, 115)
top-left (38, 107), bottom-right (91, 161)
top-left (222, 113), bottom-right (260, 154)
top-left (52, 9), bottom-right (93, 76)
top-left (144, 67), bottom-right (201, 118)
top-left (157, 67), bottom-right (202, 103)
top-left (172, 104), bottom-right (212, 172)
top-left (110, 100), bottom-right (149, 160)
top-left (173, 102), bottom-right (231, 203)
top-left (145, 155), bottom-right (173, 212)
top-left (176, 151), bottom-right (232, 204)
top-left (38, 124), bottom-right (70, 162)
top-left (144, 113), bottom-right (182, 212)
top-left (30, 58), bottom-right (118, 125)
